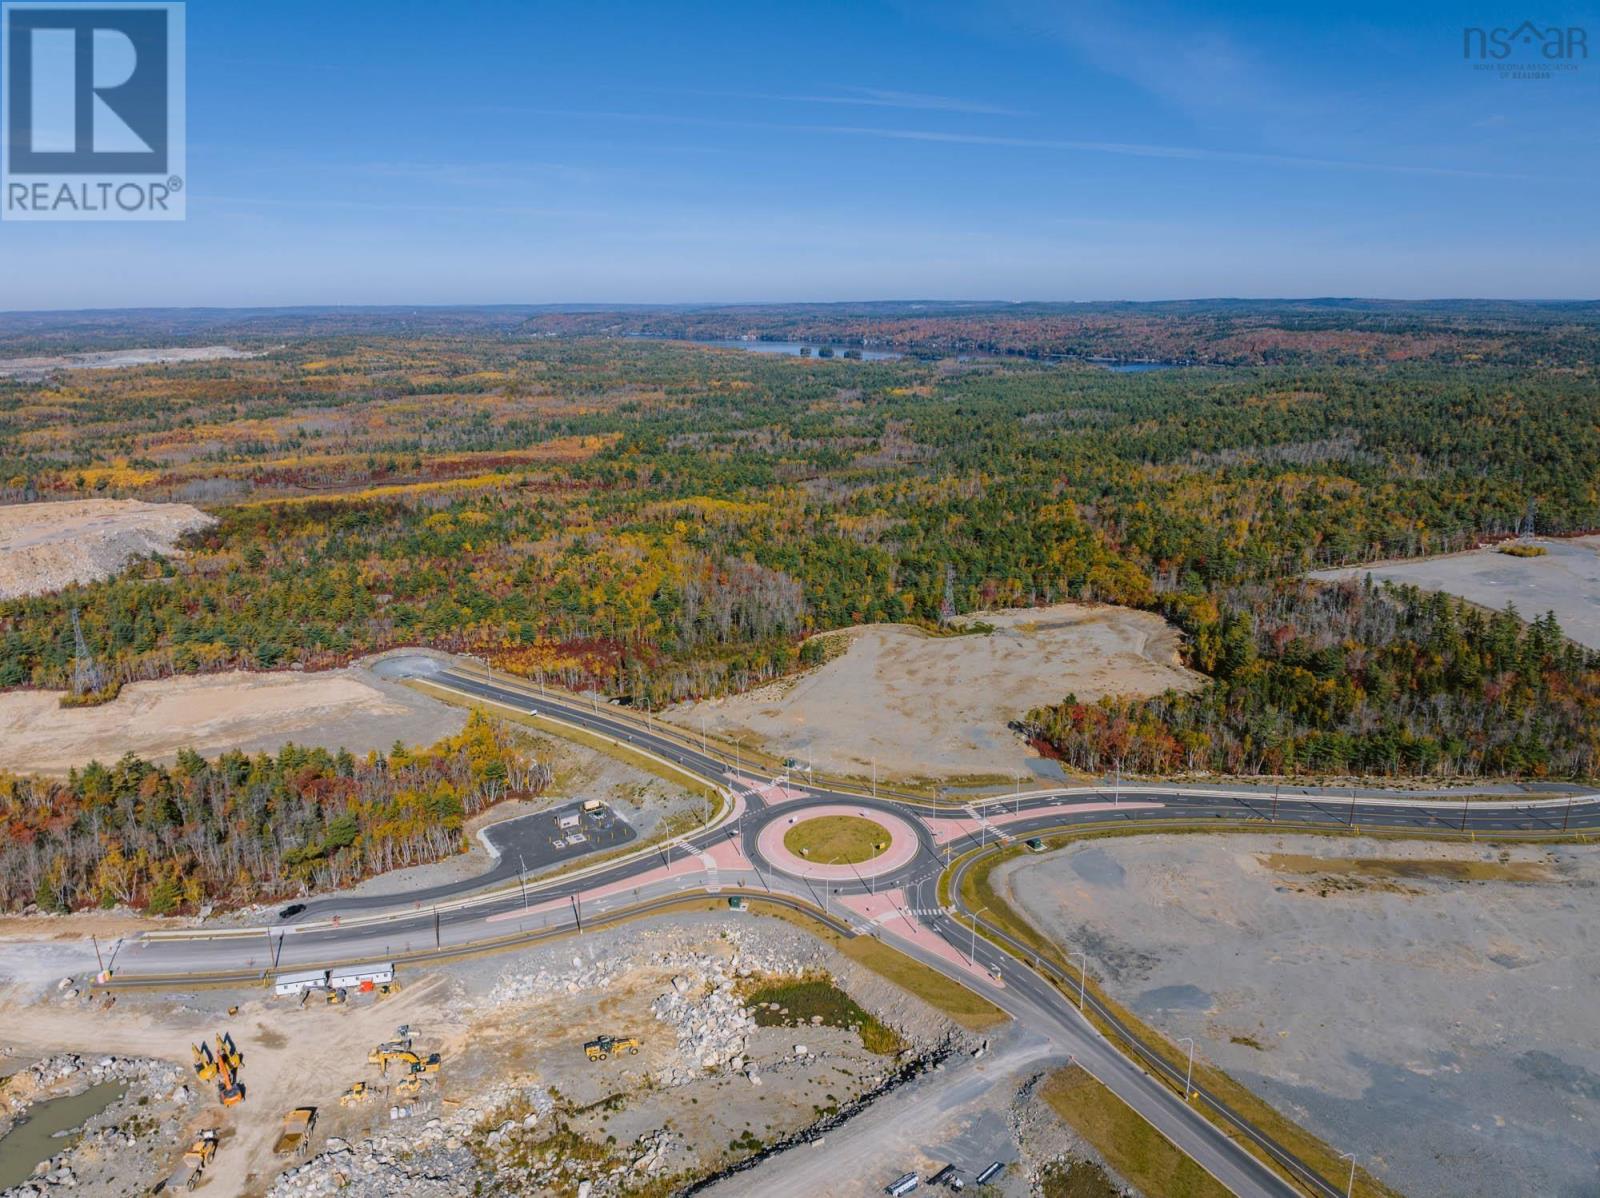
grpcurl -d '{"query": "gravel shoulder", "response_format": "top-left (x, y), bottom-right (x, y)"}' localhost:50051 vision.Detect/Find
top-left (995, 833), bottom-right (1600, 1198)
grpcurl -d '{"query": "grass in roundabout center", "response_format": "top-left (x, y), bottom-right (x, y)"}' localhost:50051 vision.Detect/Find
top-left (782, 815), bottom-right (889, 864)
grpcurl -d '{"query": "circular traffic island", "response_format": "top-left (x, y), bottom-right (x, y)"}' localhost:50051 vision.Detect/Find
top-left (782, 814), bottom-right (889, 865)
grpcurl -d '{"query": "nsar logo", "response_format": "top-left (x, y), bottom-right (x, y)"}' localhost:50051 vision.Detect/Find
top-left (2, 2), bottom-right (185, 220)
top-left (1463, 20), bottom-right (1587, 80)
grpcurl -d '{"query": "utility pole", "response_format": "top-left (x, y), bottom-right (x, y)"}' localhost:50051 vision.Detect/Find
top-left (1179, 1036), bottom-right (1195, 1099)
top-left (1113, 762), bottom-right (1120, 807)
top-left (1460, 794), bottom-right (1470, 833)
top-left (433, 907), bottom-right (441, 950)
top-left (1069, 951), bottom-right (1087, 1012)
top-left (1271, 784), bottom-right (1279, 823)
top-left (1349, 786), bottom-right (1358, 828)
top-left (571, 892), bottom-right (583, 934)
top-left (91, 934), bottom-right (105, 975)
top-left (1564, 794), bottom-right (1574, 832)
top-left (518, 853), bottom-right (528, 911)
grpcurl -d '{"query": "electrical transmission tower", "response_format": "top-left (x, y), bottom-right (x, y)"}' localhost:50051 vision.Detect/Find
top-left (1520, 499), bottom-right (1537, 540)
top-left (939, 563), bottom-right (957, 624)
top-left (70, 608), bottom-right (106, 697)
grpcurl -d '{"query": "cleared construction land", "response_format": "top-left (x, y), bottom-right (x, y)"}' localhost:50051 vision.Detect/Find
top-left (994, 833), bottom-right (1600, 1198)
top-left (666, 604), bottom-right (1201, 781)
top-left (1312, 535), bottom-right (1600, 650)
top-left (0, 345), bottom-right (252, 381)
top-left (0, 667), bottom-right (465, 774)
top-left (0, 911), bottom-right (986, 1198)
top-left (0, 498), bottom-right (214, 599)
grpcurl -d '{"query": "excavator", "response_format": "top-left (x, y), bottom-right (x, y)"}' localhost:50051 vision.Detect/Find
top-left (367, 1040), bottom-right (441, 1076)
top-left (215, 1032), bottom-right (243, 1071)
top-left (583, 1035), bottom-right (641, 1062)
top-left (190, 1042), bottom-right (217, 1083)
top-left (216, 1050), bottom-right (245, 1107)
top-left (339, 1081), bottom-right (373, 1107)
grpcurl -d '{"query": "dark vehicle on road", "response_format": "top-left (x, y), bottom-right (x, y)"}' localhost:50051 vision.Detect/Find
top-left (278, 903), bottom-right (306, 920)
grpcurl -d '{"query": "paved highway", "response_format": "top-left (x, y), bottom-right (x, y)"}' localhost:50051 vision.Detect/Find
top-left (98, 659), bottom-right (1600, 1198)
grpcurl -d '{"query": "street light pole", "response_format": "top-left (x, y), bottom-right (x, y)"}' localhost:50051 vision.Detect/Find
top-left (1068, 951), bottom-right (1087, 1012)
top-left (518, 853), bottom-right (528, 911)
top-left (1339, 1152), bottom-right (1357, 1198)
top-left (1178, 1036), bottom-right (1195, 1099)
top-left (969, 905), bottom-right (989, 967)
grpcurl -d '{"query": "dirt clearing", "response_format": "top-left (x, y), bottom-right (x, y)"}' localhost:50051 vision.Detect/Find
top-left (665, 604), bottom-right (1201, 782)
top-left (995, 833), bottom-right (1600, 1198)
top-left (0, 498), bottom-right (214, 599)
top-left (1311, 535), bottom-right (1600, 650)
top-left (0, 666), bottom-right (465, 774)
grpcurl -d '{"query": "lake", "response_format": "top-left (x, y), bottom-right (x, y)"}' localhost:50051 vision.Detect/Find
top-left (691, 339), bottom-right (903, 361)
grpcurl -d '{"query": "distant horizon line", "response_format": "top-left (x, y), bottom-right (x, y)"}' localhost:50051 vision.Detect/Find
top-left (3, 295), bottom-right (1600, 318)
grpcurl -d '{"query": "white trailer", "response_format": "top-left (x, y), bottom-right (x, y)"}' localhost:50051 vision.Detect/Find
top-left (329, 962), bottom-right (394, 990)
top-left (273, 968), bottom-right (330, 996)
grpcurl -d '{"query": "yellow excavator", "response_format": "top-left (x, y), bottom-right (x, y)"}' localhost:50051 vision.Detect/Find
top-left (339, 1081), bottom-right (373, 1106)
top-left (216, 1032), bottom-right (243, 1071)
top-left (367, 1041), bottom-right (441, 1076)
top-left (190, 1042), bottom-right (217, 1083)
top-left (583, 1035), bottom-right (641, 1062)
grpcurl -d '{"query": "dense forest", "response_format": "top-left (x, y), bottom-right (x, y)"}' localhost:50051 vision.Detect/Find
top-left (0, 712), bottom-right (548, 913)
top-left (1025, 581), bottom-right (1600, 779)
top-left (3, 322), bottom-right (1598, 781)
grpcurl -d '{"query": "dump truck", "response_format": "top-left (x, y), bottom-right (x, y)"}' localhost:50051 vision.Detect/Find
top-left (584, 1035), bottom-right (641, 1061)
top-left (273, 1107), bottom-right (318, 1155)
top-left (154, 1130), bottom-right (218, 1192)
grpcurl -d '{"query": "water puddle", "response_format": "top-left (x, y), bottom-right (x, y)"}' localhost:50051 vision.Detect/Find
top-left (0, 1080), bottom-right (125, 1188)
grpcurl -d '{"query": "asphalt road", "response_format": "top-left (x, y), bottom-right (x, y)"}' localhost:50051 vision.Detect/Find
top-left (97, 659), bottom-right (1600, 1198)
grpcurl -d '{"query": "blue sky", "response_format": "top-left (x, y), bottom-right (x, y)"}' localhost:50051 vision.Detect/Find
top-left (3, 0), bottom-right (1597, 308)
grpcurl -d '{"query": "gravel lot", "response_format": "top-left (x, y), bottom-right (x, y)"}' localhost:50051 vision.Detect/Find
top-left (0, 665), bottom-right (466, 775)
top-left (666, 603), bottom-right (1199, 781)
top-left (1312, 535), bottom-right (1600, 650)
top-left (0, 498), bottom-right (214, 599)
top-left (996, 833), bottom-right (1600, 1198)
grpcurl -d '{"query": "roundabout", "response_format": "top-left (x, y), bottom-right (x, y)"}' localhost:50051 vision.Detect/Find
top-left (755, 803), bottom-right (922, 881)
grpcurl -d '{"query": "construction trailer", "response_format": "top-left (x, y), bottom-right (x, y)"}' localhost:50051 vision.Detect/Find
top-left (329, 963), bottom-right (394, 991)
top-left (273, 968), bottom-right (331, 996)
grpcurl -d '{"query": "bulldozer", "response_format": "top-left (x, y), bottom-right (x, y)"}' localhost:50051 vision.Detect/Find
top-left (215, 1031), bottom-right (243, 1071)
top-left (339, 1081), bottom-right (373, 1107)
top-left (190, 1042), bottom-right (217, 1083)
top-left (326, 987), bottom-right (348, 1006)
top-left (583, 1035), bottom-right (641, 1062)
